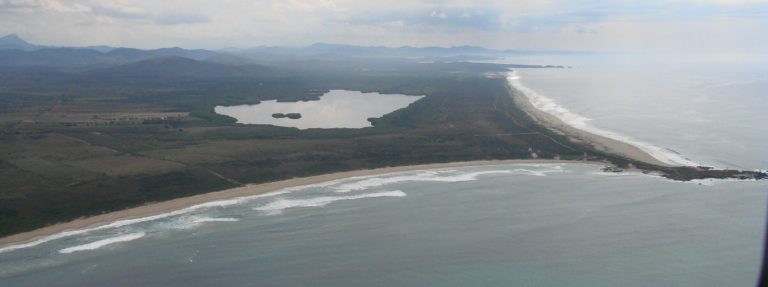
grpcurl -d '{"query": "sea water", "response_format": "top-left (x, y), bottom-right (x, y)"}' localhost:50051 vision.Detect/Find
top-left (502, 53), bottom-right (768, 170)
top-left (0, 163), bottom-right (765, 287)
top-left (1, 54), bottom-right (767, 286)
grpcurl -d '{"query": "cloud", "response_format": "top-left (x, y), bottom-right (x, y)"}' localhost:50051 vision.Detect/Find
top-left (272, 0), bottom-right (338, 12)
top-left (342, 6), bottom-right (504, 32)
top-left (0, 0), bottom-right (90, 13)
top-left (0, 0), bottom-right (43, 10)
top-left (153, 13), bottom-right (211, 25)
top-left (0, 0), bottom-right (766, 53)
top-left (693, 0), bottom-right (768, 5)
top-left (90, 2), bottom-right (146, 19)
top-left (45, 0), bottom-right (89, 13)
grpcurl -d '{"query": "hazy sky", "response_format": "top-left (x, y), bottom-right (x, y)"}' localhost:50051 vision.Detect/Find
top-left (1, 0), bottom-right (767, 52)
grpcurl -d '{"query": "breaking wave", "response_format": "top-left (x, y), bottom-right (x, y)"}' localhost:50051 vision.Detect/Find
top-left (0, 191), bottom-right (288, 254)
top-left (330, 167), bottom-right (565, 193)
top-left (332, 171), bottom-right (513, 193)
top-left (59, 232), bottom-right (146, 254)
top-left (254, 190), bottom-right (407, 215)
top-left (507, 70), bottom-right (700, 167)
top-left (189, 217), bottom-right (240, 224)
top-left (0, 165), bottom-right (567, 254)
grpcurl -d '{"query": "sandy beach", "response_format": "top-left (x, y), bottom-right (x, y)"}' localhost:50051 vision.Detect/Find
top-left (504, 79), bottom-right (672, 167)
top-left (0, 159), bottom-right (583, 250)
top-left (0, 79), bottom-right (673, 251)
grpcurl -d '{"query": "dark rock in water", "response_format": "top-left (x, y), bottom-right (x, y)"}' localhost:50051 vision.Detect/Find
top-left (602, 166), bottom-right (624, 173)
top-left (272, 113), bottom-right (301, 119)
top-left (660, 166), bottom-right (768, 181)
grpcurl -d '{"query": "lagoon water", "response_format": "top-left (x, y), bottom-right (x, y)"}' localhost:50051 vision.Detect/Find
top-left (214, 89), bottom-right (423, 129)
top-left (2, 55), bottom-right (767, 286)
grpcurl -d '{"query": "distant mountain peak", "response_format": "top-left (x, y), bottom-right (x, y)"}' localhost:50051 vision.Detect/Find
top-left (0, 33), bottom-right (39, 51)
top-left (0, 34), bottom-right (28, 45)
top-left (1, 34), bottom-right (22, 40)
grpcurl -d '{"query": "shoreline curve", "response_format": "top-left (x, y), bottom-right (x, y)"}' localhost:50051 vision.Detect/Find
top-left (0, 159), bottom-right (596, 251)
top-left (504, 71), bottom-right (674, 167)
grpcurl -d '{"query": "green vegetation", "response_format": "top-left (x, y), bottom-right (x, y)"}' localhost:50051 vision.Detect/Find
top-left (272, 113), bottom-right (302, 119)
top-left (0, 58), bottom-right (762, 238)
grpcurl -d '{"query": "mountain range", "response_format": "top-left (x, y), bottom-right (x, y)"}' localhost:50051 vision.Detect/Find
top-left (86, 56), bottom-right (272, 82)
top-left (0, 34), bottom-right (221, 68)
top-left (0, 34), bottom-right (548, 69)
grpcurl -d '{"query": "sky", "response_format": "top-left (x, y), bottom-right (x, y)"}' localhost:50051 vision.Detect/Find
top-left (1, 0), bottom-right (767, 52)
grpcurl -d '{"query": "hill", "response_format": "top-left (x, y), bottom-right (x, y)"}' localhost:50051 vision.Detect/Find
top-left (0, 34), bottom-right (40, 51)
top-left (86, 56), bottom-right (272, 82)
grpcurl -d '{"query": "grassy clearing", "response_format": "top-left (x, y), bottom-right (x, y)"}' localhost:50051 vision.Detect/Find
top-left (0, 61), bottom-right (590, 237)
top-left (66, 155), bottom-right (187, 177)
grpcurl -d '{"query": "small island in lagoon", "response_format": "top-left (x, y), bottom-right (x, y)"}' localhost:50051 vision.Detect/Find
top-left (0, 35), bottom-right (764, 246)
top-left (217, 90), bottom-right (424, 129)
top-left (271, 113), bottom-right (302, 119)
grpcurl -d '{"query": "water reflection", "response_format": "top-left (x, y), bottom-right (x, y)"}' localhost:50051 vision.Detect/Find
top-left (214, 90), bottom-right (423, 129)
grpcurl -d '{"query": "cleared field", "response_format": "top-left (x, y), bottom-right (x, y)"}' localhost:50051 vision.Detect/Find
top-left (141, 139), bottom-right (345, 164)
top-left (33, 112), bottom-right (188, 124)
top-left (0, 70), bottom-right (593, 237)
top-left (7, 157), bottom-right (101, 182)
top-left (66, 155), bottom-right (187, 177)
top-left (5, 133), bottom-right (118, 161)
top-left (3, 60), bottom-right (749, 239)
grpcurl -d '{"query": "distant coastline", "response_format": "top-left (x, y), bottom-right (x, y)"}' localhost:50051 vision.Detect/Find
top-left (504, 72), bottom-right (671, 167)
top-left (1, 69), bottom-right (764, 251)
top-left (504, 71), bottom-right (766, 182)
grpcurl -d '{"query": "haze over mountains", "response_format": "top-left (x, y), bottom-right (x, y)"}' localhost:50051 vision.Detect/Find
top-left (0, 34), bottom-right (219, 68)
top-left (0, 34), bottom-right (39, 51)
top-left (0, 34), bottom-right (564, 70)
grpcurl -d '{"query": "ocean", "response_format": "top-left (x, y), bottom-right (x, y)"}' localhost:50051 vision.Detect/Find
top-left (1, 54), bottom-right (766, 286)
top-left (503, 53), bottom-right (768, 170)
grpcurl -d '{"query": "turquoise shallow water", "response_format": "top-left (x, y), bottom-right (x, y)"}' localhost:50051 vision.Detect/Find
top-left (0, 163), bottom-right (765, 286)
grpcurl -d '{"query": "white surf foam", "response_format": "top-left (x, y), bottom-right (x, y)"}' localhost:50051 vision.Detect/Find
top-left (687, 178), bottom-right (758, 186)
top-left (254, 190), bottom-right (407, 215)
top-left (284, 165), bottom-right (568, 194)
top-left (0, 191), bottom-right (288, 254)
top-left (507, 70), bottom-right (700, 167)
top-left (158, 216), bottom-right (242, 230)
top-left (59, 232), bottom-right (146, 254)
top-left (332, 170), bottom-right (515, 193)
top-left (189, 217), bottom-right (240, 223)
top-left (0, 166), bottom-right (565, 254)
top-left (331, 168), bottom-right (569, 193)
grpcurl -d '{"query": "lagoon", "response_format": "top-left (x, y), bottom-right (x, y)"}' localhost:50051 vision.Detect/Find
top-left (214, 90), bottom-right (423, 129)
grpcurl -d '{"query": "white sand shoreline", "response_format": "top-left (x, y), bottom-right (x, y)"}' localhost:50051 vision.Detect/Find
top-left (0, 75), bottom-right (676, 251)
top-left (504, 73), bottom-right (673, 167)
top-left (0, 159), bottom-right (596, 250)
